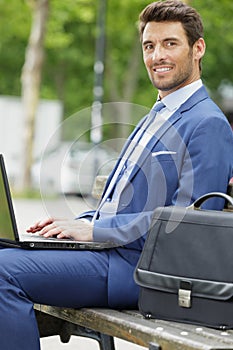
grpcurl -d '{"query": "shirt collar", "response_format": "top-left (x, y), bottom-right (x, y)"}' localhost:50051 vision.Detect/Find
top-left (157, 79), bottom-right (203, 112)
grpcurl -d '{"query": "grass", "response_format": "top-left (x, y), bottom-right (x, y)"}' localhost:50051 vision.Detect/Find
top-left (12, 189), bottom-right (42, 199)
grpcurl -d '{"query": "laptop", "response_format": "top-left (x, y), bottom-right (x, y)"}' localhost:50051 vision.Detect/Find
top-left (0, 154), bottom-right (115, 250)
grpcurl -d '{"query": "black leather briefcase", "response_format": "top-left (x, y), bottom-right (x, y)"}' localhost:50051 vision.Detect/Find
top-left (134, 192), bottom-right (233, 329)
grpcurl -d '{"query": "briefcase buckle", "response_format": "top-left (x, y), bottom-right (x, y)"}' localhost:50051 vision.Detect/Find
top-left (178, 281), bottom-right (192, 308)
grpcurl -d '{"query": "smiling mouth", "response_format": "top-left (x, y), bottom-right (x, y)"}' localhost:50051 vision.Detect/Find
top-left (153, 67), bottom-right (173, 73)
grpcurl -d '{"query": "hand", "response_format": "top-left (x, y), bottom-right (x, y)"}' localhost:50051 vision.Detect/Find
top-left (27, 217), bottom-right (55, 234)
top-left (27, 218), bottom-right (93, 241)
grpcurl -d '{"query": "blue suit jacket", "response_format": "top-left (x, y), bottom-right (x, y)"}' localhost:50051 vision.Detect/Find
top-left (80, 86), bottom-right (233, 308)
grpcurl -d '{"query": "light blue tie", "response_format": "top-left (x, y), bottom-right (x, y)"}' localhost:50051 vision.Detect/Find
top-left (147, 101), bottom-right (165, 124)
top-left (152, 101), bottom-right (165, 112)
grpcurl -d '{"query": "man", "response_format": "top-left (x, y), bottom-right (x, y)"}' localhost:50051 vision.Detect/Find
top-left (0, 1), bottom-right (232, 349)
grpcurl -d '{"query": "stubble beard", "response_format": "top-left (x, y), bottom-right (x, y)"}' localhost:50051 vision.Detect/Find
top-left (150, 51), bottom-right (195, 93)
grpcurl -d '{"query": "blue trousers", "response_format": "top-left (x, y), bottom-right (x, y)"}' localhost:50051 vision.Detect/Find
top-left (0, 248), bottom-right (112, 350)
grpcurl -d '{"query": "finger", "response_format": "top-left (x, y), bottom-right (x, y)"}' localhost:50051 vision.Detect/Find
top-left (37, 218), bottom-right (55, 228)
top-left (56, 232), bottom-right (70, 239)
top-left (27, 218), bottom-right (54, 232)
top-left (42, 227), bottom-right (62, 238)
top-left (39, 222), bottom-right (57, 235)
top-left (26, 221), bottom-right (42, 232)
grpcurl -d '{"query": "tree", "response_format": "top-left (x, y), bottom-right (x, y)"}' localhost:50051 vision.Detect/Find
top-left (20, 0), bottom-right (49, 190)
top-left (0, 0), bottom-right (232, 173)
top-left (1, 0), bottom-right (232, 115)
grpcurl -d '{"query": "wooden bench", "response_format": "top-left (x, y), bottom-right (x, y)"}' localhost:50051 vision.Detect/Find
top-left (35, 182), bottom-right (233, 350)
top-left (34, 305), bottom-right (233, 350)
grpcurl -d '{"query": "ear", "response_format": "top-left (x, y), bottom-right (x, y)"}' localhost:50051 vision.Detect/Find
top-left (193, 37), bottom-right (206, 60)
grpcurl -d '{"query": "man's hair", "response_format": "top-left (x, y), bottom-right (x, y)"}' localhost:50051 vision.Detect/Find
top-left (139, 0), bottom-right (204, 47)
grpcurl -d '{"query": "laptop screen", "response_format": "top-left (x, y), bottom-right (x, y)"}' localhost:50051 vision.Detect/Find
top-left (0, 154), bottom-right (119, 250)
top-left (0, 155), bottom-right (19, 241)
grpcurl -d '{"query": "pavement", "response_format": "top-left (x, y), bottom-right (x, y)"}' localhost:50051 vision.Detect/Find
top-left (13, 195), bottom-right (145, 350)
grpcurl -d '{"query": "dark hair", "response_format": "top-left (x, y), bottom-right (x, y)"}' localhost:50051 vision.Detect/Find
top-left (139, 0), bottom-right (204, 47)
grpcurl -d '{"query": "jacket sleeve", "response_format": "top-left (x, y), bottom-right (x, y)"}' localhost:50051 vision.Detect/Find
top-left (92, 209), bottom-right (154, 247)
top-left (172, 115), bottom-right (233, 209)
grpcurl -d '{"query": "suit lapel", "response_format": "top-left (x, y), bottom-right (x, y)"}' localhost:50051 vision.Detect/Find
top-left (127, 111), bottom-right (183, 182)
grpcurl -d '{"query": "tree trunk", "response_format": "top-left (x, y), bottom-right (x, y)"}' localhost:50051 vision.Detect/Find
top-left (20, 0), bottom-right (49, 191)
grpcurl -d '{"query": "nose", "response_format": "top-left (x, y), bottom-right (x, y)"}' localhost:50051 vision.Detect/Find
top-left (152, 44), bottom-right (165, 62)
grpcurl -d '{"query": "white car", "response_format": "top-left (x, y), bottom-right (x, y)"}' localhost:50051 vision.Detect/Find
top-left (32, 141), bottom-right (118, 196)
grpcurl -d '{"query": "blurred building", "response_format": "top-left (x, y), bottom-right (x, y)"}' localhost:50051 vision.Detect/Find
top-left (0, 96), bottom-right (63, 187)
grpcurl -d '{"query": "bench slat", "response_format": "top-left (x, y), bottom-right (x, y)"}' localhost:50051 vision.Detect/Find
top-left (34, 305), bottom-right (233, 350)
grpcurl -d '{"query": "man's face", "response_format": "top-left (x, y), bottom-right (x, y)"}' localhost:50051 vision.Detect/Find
top-left (142, 21), bottom-right (205, 98)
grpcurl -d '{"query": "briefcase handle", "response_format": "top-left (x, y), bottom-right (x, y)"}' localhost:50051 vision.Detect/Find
top-left (188, 192), bottom-right (233, 210)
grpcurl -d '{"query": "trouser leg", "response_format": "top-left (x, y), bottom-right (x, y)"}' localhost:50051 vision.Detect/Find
top-left (0, 276), bottom-right (40, 349)
top-left (0, 248), bottom-right (109, 350)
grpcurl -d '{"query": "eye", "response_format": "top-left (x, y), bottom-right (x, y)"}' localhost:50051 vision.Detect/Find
top-left (165, 41), bottom-right (177, 48)
top-left (143, 43), bottom-right (153, 51)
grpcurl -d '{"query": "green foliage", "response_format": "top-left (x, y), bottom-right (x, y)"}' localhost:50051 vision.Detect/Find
top-left (0, 0), bottom-right (232, 129)
top-left (0, 0), bottom-right (31, 95)
top-left (42, 0), bottom-right (96, 115)
top-left (192, 0), bottom-right (233, 90)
